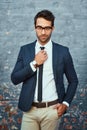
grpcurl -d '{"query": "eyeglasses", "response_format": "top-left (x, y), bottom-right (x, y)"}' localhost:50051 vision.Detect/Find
top-left (35, 26), bottom-right (52, 32)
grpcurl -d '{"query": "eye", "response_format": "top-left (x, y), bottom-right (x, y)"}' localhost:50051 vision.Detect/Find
top-left (35, 26), bottom-right (42, 30)
top-left (35, 26), bottom-right (52, 31)
top-left (45, 27), bottom-right (52, 31)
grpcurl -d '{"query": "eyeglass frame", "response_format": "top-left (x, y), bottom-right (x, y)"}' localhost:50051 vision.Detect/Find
top-left (35, 25), bottom-right (53, 32)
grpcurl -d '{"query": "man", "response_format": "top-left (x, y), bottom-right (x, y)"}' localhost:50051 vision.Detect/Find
top-left (11, 10), bottom-right (78, 130)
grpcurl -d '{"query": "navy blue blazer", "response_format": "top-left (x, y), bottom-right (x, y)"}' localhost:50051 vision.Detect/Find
top-left (11, 41), bottom-right (78, 112)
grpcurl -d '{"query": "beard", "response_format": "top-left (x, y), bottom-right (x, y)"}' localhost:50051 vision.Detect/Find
top-left (36, 33), bottom-right (52, 45)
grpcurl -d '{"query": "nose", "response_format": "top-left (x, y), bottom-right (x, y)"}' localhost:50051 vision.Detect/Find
top-left (41, 29), bottom-right (45, 34)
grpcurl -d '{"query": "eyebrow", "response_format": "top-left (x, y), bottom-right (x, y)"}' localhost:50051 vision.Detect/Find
top-left (35, 25), bottom-right (52, 29)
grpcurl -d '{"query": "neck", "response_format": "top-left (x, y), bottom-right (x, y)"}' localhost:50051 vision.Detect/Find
top-left (37, 39), bottom-right (51, 46)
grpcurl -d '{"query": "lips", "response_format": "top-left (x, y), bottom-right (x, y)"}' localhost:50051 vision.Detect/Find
top-left (40, 35), bottom-right (47, 39)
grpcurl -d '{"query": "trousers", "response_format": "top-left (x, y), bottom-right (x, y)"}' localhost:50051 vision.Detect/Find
top-left (21, 105), bottom-right (61, 130)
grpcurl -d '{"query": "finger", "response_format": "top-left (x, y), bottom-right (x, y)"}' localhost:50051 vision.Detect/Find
top-left (41, 50), bottom-right (45, 53)
top-left (44, 52), bottom-right (46, 55)
top-left (53, 103), bottom-right (61, 109)
top-left (58, 112), bottom-right (62, 117)
top-left (58, 107), bottom-right (66, 116)
top-left (42, 51), bottom-right (47, 55)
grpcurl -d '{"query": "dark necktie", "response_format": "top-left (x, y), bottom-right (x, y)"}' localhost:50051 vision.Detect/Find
top-left (38, 46), bottom-right (45, 102)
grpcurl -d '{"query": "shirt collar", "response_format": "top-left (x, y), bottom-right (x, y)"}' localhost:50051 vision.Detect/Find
top-left (36, 39), bottom-right (52, 50)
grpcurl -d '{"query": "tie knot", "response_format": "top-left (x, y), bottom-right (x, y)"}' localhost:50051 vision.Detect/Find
top-left (40, 46), bottom-right (45, 50)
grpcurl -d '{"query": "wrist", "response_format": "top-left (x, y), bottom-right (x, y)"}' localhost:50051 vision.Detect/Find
top-left (32, 60), bottom-right (38, 68)
top-left (62, 101), bottom-right (69, 107)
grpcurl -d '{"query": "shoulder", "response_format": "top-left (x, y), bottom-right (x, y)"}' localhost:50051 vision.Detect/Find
top-left (17, 41), bottom-right (36, 56)
top-left (52, 41), bottom-right (69, 53)
top-left (21, 40), bottom-right (36, 50)
top-left (52, 42), bottom-right (73, 61)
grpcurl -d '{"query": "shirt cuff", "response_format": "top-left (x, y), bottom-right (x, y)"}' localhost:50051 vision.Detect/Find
top-left (62, 101), bottom-right (69, 107)
top-left (30, 61), bottom-right (36, 72)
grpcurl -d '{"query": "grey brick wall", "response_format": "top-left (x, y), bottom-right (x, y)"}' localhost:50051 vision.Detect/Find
top-left (0, 0), bottom-right (87, 129)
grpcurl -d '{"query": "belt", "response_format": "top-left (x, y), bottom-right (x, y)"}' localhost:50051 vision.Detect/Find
top-left (32, 99), bottom-right (59, 108)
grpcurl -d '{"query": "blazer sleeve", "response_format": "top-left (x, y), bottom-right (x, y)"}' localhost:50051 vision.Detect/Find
top-left (63, 48), bottom-right (78, 104)
top-left (11, 47), bottom-right (36, 85)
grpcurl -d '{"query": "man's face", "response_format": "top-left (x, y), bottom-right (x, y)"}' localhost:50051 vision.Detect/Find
top-left (35, 18), bottom-right (54, 45)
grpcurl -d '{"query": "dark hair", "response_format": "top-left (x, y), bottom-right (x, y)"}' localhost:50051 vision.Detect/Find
top-left (34, 10), bottom-right (55, 27)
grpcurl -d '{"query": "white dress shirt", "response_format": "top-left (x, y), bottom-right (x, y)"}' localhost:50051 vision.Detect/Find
top-left (30, 40), bottom-right (69, 107)
top-left (34, 40), bottom-right (58, 102)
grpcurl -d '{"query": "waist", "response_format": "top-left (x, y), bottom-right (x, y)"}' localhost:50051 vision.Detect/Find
top-left (32, 99), bottom-right (59, 108)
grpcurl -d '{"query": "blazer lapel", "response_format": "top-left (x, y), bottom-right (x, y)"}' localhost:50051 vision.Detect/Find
top-left (30, 41), bottom-right (36, 59)
top-left (28, 41), bottom-right (36, 61)
top-left (52, 42), bottom-right (58, 80)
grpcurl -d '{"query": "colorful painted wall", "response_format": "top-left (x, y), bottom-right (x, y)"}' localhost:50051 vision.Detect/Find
top-left (0, 0), bottom-right (87, 130)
